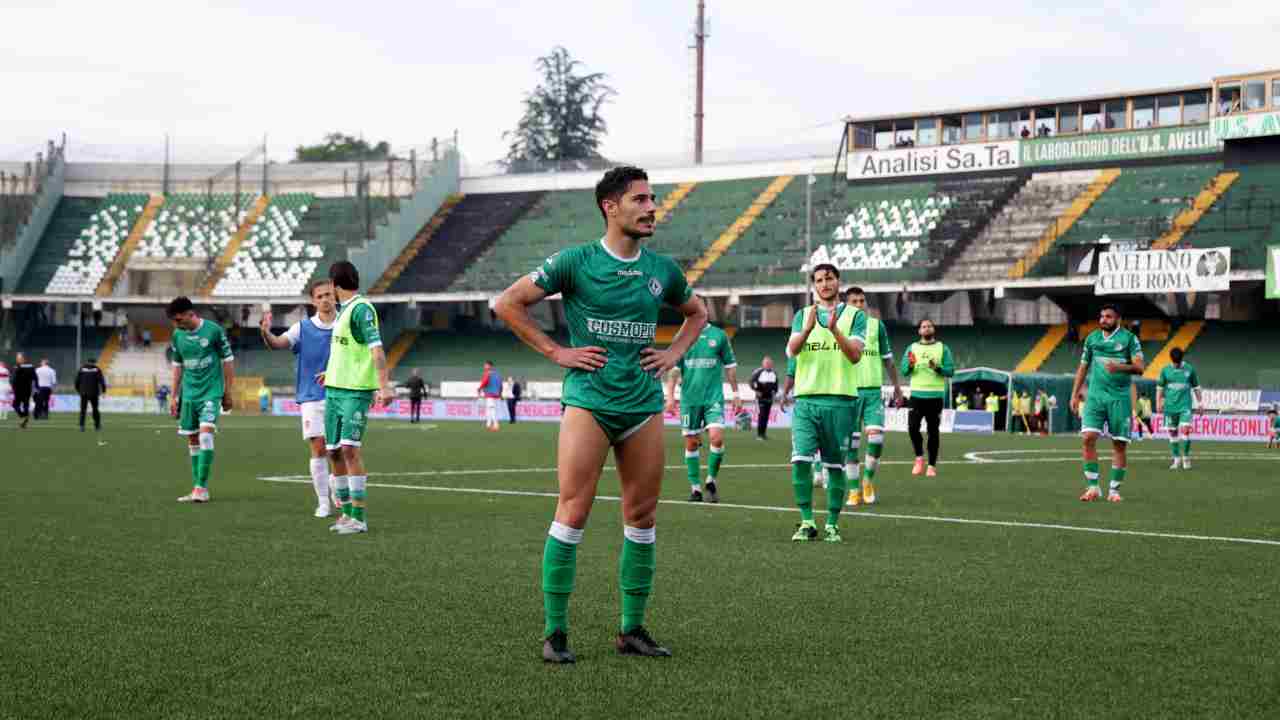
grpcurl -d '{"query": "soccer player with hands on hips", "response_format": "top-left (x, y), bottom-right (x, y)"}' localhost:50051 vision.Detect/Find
top-left (167, 297), bottom-right (235, 504)
top-left (785, 264), bottom-right (865, 543)
top-left (495, 166), bottom-right (708, 665)
top-left (663, 322), bottom-right (741, 503)
top-left (1071, 304), bottom-right (1144, 502)
top-left (261, 279), bottom-right (341, 517)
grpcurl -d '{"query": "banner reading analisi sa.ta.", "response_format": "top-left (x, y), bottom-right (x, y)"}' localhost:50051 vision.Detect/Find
top-left (847, 142), bottom-right (1019, 180)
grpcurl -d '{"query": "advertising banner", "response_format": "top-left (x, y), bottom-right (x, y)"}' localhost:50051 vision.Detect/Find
top-left (1020, 125), bottom-right (1215, 167)
top-left (1147, 413), bottom-right (1273, 443)
top-left (1267, 245), bottom-right (1280, 299)
top-left (1198, 389), bottom-right (1262, 413)
top-left (49, 394), bottom-right (150, 414)
top-left (1210, 110), bottom-right (1280, 141)
top-left (847, 141), bottom-right (1019, 181)
top-left (1095, 247), bottom-right (1231, 295)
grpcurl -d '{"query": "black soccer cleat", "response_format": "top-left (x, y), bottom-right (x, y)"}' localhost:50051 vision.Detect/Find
top-left (688, 489), bottom-right (703, 502)
top-left (542, 629), bottom-right (576, 664)
top-left (705, 481), bottom-right (719, 504)
top-left (616, 626), bottom-right (672, 657)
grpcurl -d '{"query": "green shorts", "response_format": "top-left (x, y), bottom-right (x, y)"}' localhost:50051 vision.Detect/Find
top-left (791, 396), bottom-right (862, 468)
top-left (857, 389), bottom-right (885, 432)
top-left (681, 401), bottom-right (725, 436)
top-left (568, 405), bottom-right (655, 446)
top-left (178, 397), bottom-right (221, 435)
top-left (1081, 396), bottom-right (1132, 443)
top-left (1164, 410), bottom-right (1193, 430)
top-left (325, 387), bottom-right (374, 449)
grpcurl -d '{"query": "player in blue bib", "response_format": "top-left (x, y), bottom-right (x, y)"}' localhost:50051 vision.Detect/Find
top-left (261, 280), bottom-right (340, 517)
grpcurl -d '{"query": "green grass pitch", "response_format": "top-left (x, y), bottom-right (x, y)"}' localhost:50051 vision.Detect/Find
top-left (4, 413), bottom-right (1280, 718)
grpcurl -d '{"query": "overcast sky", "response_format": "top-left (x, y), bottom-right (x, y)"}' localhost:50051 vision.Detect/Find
top-left (3, 0), bottom-right (1277, 173)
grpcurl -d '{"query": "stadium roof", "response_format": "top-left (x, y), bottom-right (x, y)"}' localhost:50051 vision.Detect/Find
top-left (843, 81), bottom-right (1211, 125)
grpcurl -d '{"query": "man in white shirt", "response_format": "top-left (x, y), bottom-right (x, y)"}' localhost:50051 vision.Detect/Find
top-left (34, 359), bottom-right (57, 420)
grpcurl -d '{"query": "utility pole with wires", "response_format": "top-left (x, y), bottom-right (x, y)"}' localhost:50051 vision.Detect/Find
top-left (693, 0), bottom-right (707, 165)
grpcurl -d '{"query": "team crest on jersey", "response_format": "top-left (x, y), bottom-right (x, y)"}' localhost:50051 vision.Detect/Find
top-left (708, 339), bottom-right (717, 347)
top-left (648, 277), bottom-right (663, 297)
top-left (199, 338), bottom-right (209, 348)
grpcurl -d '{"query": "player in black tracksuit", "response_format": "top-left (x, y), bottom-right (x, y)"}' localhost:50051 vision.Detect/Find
top-left (11, 353), bottom-right (36, 429)
top-left (76, 359), bottom-right (108, 431)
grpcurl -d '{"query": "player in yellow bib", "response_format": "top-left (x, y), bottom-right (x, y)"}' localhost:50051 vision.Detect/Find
top-left (786, 264), bottom-right (866, 543)
top-left (320, 261), bottom-right (395, 534)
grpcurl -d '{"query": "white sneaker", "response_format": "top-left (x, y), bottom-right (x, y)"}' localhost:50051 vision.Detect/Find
top-left (1182, 458), bottom-right (1191, 470)
top-left (329, 515), bottom-right (354, 532)
top-left (177, 487), bottom-right (209, 503)
top-left (314, 502), bottom-right (332, 518)
top-left (336, 519), bottom-right (368, 535)
top-left (1169, 459), bottom-right (1181, 470)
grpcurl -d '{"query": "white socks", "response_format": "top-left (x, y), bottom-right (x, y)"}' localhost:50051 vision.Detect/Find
top-left (309, 457), bottom-right (329, 502)
top-left (624, 525), bottom-right (655, 544)
top-left (549, 521), bottom-right (584, 545)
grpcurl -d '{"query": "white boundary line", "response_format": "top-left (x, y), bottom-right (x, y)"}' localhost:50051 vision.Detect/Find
top-left (259, 476), bottom-right (1280, 548)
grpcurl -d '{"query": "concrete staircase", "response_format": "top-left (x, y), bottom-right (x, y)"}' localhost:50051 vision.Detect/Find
top-left (945, 169), bottom-right (1103, 283)
top-left (1143, 320), bottom-right (1205, 380)
top-left (199, 195), bottom-right (271, 295)
top-left (1014, 323), bottom-right (1069, 373)
top-left (1152, 171), bottom-right (1239, 250)
top-left (685, 176), bottom-right (793, 286)
top-left (371, 194), bottom-right (464, 293)
top-left (98, 194), bottom-right (164, 296)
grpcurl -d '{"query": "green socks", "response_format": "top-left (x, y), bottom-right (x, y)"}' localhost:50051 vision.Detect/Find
top-left (707, 445), bottom-right (724, 481)
top-left (619, 527), bottom-right (656, 633)
top-left (825, 468), bottom-right (847, 526)
top-left (685, 450), bottom-right (700, 489)
top-left (350, 475), bottom-right (367, 523)
top-left (1083, 460), bottom-right (1101, 487)
top-left (542, 528), bottom-right (580, 637)
top-left (335, 476), bottom-right (352, 517)
top-left (1182, 439), bottom-right (1191, 459)
top-left (791, 462), bottom-right (815, 522)
top-left (1109, 467), bottom-right (1126, 492)
top-left (865, 436), bottom-right (884, 480)
top-left (1170, 439), bottom-right (1181, 458)
top-left (196, 450), bottom-right (213, 488)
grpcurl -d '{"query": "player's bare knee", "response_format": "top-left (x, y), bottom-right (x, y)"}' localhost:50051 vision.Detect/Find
top-left (622, 500), bottom-right (658, 529)
top-left (684, 435), bottom-right (700, 452)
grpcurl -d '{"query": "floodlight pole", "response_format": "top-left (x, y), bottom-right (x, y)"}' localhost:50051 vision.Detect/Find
top-left (694, 0), bottom-right (706, 165)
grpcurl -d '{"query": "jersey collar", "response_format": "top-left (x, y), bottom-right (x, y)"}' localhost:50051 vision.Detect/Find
top-left (598, 237), bottom-right (641, 263)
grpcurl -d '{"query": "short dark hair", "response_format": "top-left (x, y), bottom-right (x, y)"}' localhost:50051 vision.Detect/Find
top-left (1170, 346), bottom-right (1184, 363)
top-left (329, 261), bottom-right (359, 291)
top-left (307, 279), bottom-right (332, 297)
top-left (844, 286), bottom-right (865, 299)
top-left (811, 263), bottom-right (840, 280)
top-left (918, 317), bottom-right (935, 328)
top-left (166, 296), bottom-right (194, 318)
top-left (1100, 303), bottom-right (1121, 317)
top-left (595, 166), bottom-right (649, 222)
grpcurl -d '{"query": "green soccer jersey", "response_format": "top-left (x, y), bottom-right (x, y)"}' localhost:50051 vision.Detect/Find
top-left (346, 301), bottom-right (382, 347)
top-left (533, 238), bottom-right (693, 414)
top-left (1157, 362), bottom-right (1199, 414)
top-left (1080, 327), bottom-right (1143, 400)
top-left (170, 318), bottom-right (233, 401)
top-left (677, 324), bottom-right (736, 406)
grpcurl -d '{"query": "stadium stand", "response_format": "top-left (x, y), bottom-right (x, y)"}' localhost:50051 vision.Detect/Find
top-left (448, 178), bottom-right (779, 292)
top-left (948, 170), bottom-right (1103, 282)
top-left (1027, 163), bottom-right (1221, 277)
top-left (292, 196), bottom-right (396, 285)
top-left (390, 329), bottom-right (566, 384)
top-left (213, 194), bottom-right (320, 296)
top-left (133, 193), bottom-right (252, 262)
top-left (699, 173), bottom-right (1022, 287)
top-left (17, 197), bottom-right (101, 292)
top-left (1183, 321), bottom-right (1280, 388)
top-left (1039, 321), bottom-right (1168, 376)
top-left (387, 192), bottom-right (543, 293)
top-left (1180, 163), bottom-right (1280, 269)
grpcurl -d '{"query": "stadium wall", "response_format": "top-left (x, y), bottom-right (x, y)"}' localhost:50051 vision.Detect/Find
top-left (0, 158), bottom-right (64, 293)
